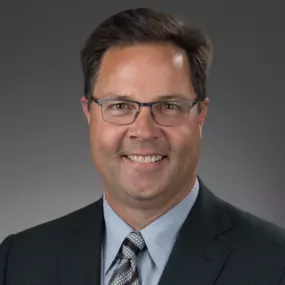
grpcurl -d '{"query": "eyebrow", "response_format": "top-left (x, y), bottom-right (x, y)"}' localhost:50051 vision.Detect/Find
top-left (104, 92), bottom-right (191, 101)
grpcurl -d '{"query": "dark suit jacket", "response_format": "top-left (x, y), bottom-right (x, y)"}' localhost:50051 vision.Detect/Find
top-left (1, 179), bottom-right (285, 285)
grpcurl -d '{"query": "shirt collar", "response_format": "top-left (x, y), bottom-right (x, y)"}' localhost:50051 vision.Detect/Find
top-left (103, 177), bottom-right (199, 274)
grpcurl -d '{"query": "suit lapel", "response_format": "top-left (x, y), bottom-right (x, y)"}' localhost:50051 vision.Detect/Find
top-left (158, 179), bottom-right (233, 285)
top-left (58, 198), bottom-right (104, 285)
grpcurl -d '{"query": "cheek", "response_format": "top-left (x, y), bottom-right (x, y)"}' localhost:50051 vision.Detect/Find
top-left (168, 122), bottom-right (201, 154)
top-left (89, 120), bottom-right (123, 156)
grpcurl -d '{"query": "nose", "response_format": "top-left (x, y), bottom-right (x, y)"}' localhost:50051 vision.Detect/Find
top-left (128, 106), bottom-right (161, 140)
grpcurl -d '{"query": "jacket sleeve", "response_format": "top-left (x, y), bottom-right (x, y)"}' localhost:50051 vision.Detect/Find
top-left (0, 235), bottom-right (14, 285)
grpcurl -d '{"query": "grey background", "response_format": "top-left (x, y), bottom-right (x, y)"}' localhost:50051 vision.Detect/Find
top-left (0, 0), bottom-right (284, 243)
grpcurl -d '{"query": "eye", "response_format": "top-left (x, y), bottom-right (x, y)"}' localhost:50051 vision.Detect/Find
top-left (160, 102), bottom-right (183, 111)
top-left (111, 102), bottom-right (127, 110)
top-left (105, 101), bottom-right (137, 112)
top-left (153, 101), bottom-right (187, 115)
top-left (163, 103), bottom-right (178, 109)
top-left (107, 102), bottom-right (135, 110)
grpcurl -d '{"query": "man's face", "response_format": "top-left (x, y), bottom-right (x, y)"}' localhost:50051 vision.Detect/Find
top-left (81, 43), bottom-right (208, 209)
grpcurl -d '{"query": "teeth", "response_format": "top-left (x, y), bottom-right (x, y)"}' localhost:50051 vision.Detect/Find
top-left (127, 155), bottom-right (163, 163)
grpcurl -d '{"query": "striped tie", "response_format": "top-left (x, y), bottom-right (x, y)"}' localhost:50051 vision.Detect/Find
top-left (109, 231), bottom-right (146, 285)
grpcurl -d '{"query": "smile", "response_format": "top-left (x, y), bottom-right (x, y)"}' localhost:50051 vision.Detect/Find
top-left (126, 155), bottom-right (165, 163)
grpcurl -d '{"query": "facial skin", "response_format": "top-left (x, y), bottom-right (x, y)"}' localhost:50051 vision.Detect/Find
top-left (81, 43), bottom-right (208, 229)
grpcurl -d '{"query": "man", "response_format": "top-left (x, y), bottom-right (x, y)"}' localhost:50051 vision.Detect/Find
top-left (0, 7), bottom-right (285, 285)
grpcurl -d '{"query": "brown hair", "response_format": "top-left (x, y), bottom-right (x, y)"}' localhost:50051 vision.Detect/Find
top-left (80, 8), bottom-right (213, 103)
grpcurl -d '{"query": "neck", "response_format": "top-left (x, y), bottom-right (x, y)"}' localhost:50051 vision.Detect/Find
top-left (104, 175), bottom-right (197, 231)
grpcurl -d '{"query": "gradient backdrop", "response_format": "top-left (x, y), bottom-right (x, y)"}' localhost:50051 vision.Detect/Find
top-left (0, 0), bottom-right (284, 242)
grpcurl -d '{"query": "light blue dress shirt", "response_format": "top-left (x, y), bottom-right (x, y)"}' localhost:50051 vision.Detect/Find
top-left (101, 178), bottom-right (199, 285)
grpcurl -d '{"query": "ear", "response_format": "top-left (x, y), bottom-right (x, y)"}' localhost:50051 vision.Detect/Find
top-left (198, 98), bottom-right (209, 127)
top-left (198, 98), bottom-right (209, 137)
top-left (80, 96), bottom-right (91, 125)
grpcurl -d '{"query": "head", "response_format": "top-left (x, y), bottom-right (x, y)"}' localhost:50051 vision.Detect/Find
top-left (80, 8), bottom-right (212, 211)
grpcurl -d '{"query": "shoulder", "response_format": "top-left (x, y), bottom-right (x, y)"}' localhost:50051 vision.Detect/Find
top-left (1, 198), bottom-right (103, 250)
top-left (199, 180), bottom-right (285, 248)
top-left (198, 179), bottom-right (285, 268)
top-left (0, 198), bottom-right (103, 283)
top-left (224, 199), bottom-right (285, 243)
top-left (195, 180), bottom-right (285, 284)
top-left (217, 197), bottom-right (285, 265)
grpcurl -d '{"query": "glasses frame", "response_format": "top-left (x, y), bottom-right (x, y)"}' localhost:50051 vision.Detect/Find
top-left (89, 96), bottom-right (200, 126)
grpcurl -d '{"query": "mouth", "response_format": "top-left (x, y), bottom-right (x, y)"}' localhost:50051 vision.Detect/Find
top-left (121, 154), bottom-right (168, 171)
top-left (122, 154), bottom-right (168, 165)
top-left (122, 154), bottom-right (168, 163)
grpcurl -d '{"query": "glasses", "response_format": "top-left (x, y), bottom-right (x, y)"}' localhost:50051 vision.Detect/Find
top-left (89, 96), bottom-right (200, 126)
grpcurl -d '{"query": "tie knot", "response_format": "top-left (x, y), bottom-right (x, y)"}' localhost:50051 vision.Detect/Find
top-left (121, 231), bottom-right (145, 260)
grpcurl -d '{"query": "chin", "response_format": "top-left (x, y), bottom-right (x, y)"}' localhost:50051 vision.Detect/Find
top-left (124, 184), bottom-right (164, 202)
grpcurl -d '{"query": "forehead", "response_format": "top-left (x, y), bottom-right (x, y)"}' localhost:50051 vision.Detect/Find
top-left (94, 43), bottom-right (194, 99)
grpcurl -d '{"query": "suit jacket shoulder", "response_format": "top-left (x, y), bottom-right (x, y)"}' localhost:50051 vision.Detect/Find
top-left (0, 199), bottom-right (104, 285)
top-left (217, 198), bottom-right (285, 284)
top-left (224, 197), bottom-right (285, 244)
top-left (221, 196), bottom-right (285, 257)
